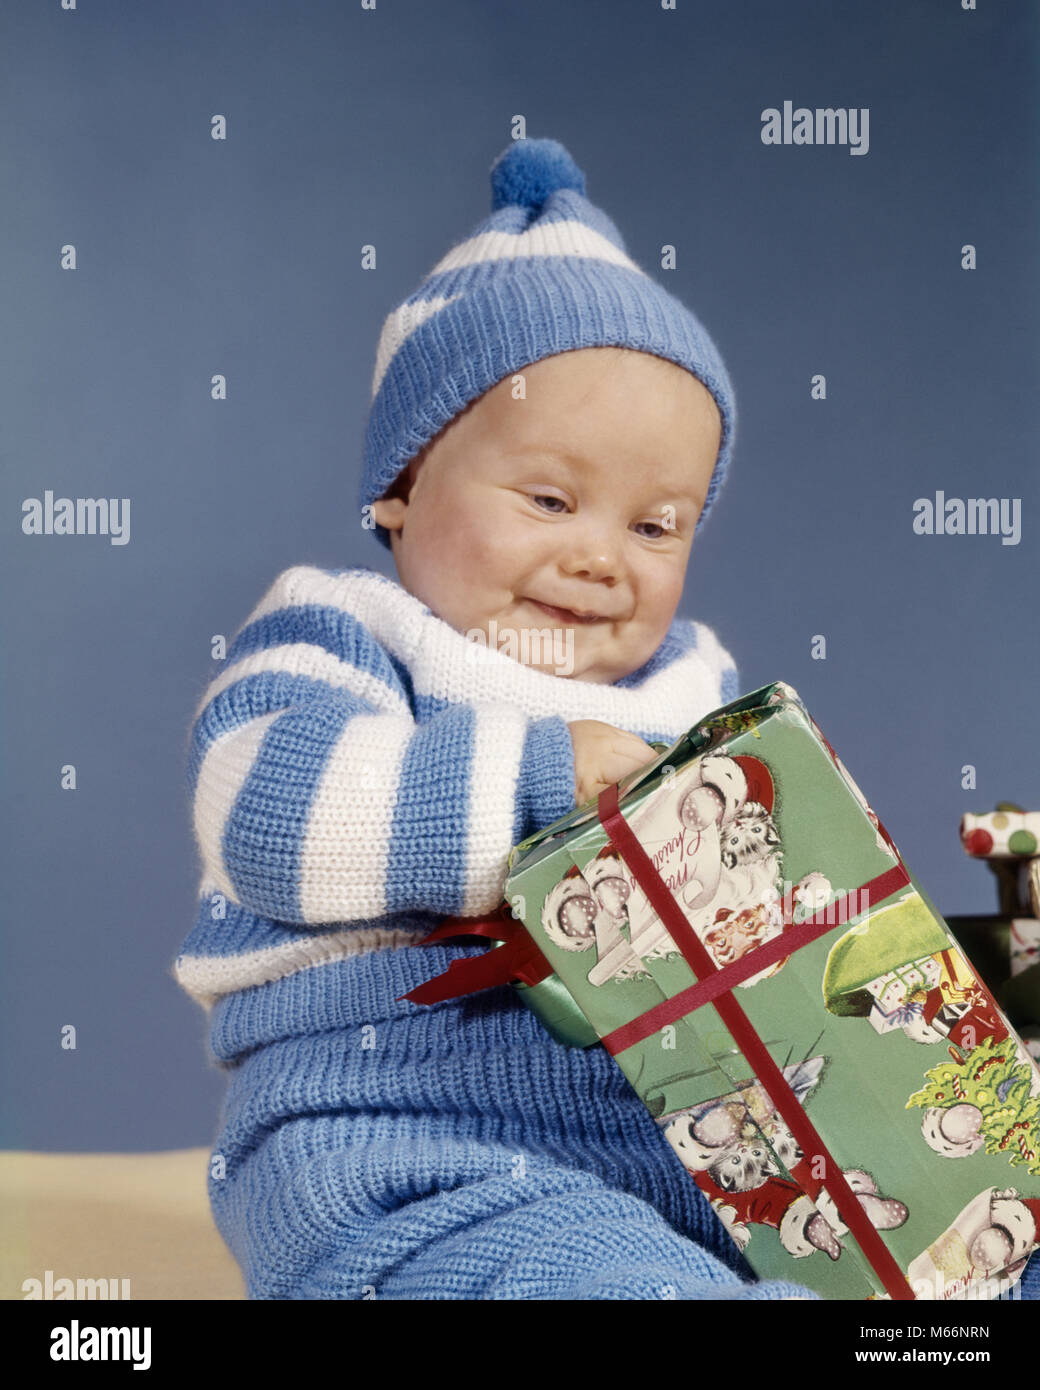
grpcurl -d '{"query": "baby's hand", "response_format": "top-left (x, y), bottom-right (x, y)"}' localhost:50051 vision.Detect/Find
top-left (567, 720), bottom-right (659, 806)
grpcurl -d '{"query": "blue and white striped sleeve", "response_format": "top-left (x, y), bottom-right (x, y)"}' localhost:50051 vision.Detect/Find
top-left (186, 569), bottom-right (577, 928)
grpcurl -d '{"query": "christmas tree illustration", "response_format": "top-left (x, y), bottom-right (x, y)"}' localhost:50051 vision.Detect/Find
top-left (906, 1035), bottom-right (1040, 1176)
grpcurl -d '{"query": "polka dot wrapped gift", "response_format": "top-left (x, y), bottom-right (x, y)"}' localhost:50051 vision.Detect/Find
top-left (949, 804), bottom-right (1040, 1061)
top-left (961, 807), bottom-right (1040, 859)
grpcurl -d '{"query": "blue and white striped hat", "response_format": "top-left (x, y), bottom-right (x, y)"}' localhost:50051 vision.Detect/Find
top-left (361, 137), bottom-right (736, 549)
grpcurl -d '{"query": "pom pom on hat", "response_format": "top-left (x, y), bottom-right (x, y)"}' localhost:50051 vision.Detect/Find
top-left (490, 137), bottom-right (586, 211)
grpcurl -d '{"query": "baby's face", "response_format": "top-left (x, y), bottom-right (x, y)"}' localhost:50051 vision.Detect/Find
top-left (372, 347), bottom-right (722, 684)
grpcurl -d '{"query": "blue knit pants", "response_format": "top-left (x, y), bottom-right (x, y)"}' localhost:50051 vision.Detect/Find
top-left (204, 941), bottom-right (1040, 1301)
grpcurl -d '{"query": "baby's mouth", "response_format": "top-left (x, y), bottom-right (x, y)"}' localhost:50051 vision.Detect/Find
top-left (526, 598), bottom-right (607, 625)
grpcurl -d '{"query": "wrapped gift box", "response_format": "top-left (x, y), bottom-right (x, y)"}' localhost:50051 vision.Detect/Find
top-left (407, 682), bottom-right (1040, 1300)
top-left (958, 805), bottom-right (1038, 919)
top-left (961, 809), bottom-right (1040, 860)
top-left (951, 803), bottom-right (1040, 1045)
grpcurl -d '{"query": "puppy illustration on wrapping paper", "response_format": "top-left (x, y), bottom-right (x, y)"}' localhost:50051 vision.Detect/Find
top-left (655, 1058), bottom-right (909, 1263)
top-left (539, 752), bottom-right (831, 989)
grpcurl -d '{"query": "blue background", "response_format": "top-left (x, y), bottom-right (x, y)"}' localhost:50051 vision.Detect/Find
top-left (1, 0), bottom-right (1036, 1150)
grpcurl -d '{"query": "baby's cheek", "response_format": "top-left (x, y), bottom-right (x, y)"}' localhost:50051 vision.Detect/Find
top-left (439, 498), bottom-right (506, 560)
top-left (637, 565), bottom-right (686, 631)
top-left (466, 521), bottom-right (531, 577)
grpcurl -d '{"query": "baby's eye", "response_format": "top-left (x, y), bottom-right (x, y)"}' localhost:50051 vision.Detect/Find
top-left (633, 520), bottom-right (666, 539)
top-left (531, 494), bottom-right (569, 513)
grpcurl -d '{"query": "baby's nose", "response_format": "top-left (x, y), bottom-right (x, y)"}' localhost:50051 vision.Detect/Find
top-left (559, 527), bottom-right (623, 582)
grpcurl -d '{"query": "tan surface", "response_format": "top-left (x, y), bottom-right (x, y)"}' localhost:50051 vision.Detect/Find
top-left (1, 1149), bottom-right (245, 1301)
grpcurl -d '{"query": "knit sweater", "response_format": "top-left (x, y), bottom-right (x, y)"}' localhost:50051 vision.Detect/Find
top-left (175, 562), bottom-right (821, 1300)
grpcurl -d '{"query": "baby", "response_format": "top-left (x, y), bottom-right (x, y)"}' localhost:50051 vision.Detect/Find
top-left (176, 138), bottom-right (815, 1300)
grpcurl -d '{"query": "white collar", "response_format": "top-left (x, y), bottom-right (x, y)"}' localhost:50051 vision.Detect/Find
top-left (275, 565), bottom-right (731, 738)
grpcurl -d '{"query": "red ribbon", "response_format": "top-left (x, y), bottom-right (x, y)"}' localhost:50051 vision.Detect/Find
top-left (599, 861), bottom-right (911, 1055)
top-left (595, 782), bottom-right (916, 1301)
top-left (398, 904), bottom-right (553, 1005)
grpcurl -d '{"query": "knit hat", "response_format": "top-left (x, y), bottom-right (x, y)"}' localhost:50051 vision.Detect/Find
top-left (361, 137), bottom-right (736, 550)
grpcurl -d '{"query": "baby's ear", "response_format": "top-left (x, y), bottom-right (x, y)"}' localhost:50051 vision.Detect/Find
top-left (372, 496), bottom-right (407, 532)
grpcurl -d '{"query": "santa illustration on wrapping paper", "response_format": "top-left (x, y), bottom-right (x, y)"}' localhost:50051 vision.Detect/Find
top-left (539, 751), bottom-right (832, 989)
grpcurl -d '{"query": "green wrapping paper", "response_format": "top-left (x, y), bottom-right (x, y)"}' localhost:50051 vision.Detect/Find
top-left (502, 682), bottom-right (1040, 1301)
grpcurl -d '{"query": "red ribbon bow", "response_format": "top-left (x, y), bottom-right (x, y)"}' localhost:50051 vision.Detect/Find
top-left (400, 902), bottom-right (553, 1004)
